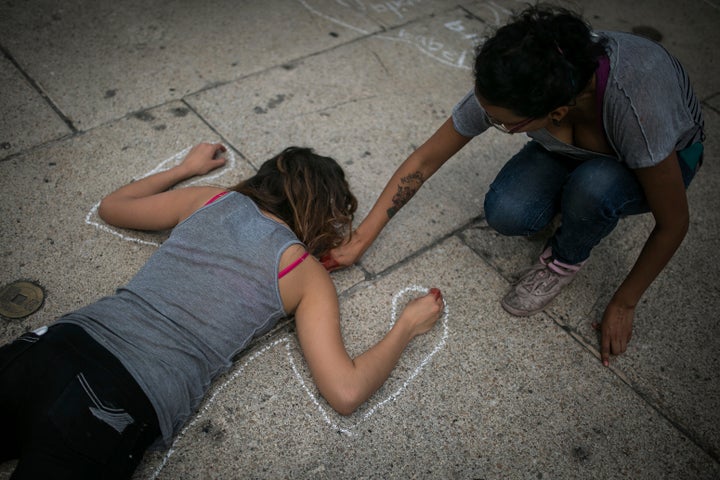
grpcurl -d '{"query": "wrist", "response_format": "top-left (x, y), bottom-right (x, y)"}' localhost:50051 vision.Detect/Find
top-left (610, 292), bottom-right (637, 309)
top-left (171, 163), bottom-right (196, 180)
top-left (392, 314), bottom-right (417, 342)
top-left (354, 214), bottom-right (386, 246)
top-left (351, 225), bottom-right (374, 253)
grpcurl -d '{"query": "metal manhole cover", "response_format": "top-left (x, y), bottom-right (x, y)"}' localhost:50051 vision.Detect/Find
top-left (0, 280), bottom-right (46, 319)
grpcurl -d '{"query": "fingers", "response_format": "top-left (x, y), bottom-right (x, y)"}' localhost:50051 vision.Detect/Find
top-left (595, 322), bottom-right (631, 367)
top-left (611, 338), bottom-right (627, 356)
top-left (212, 142), bottom-right (227, 157)
top-left (600, 326), bottom-right (610, 367)
top-left (593, 321), bottom-right (612, 366)
top-left (320, 253), bottom-right (340, 272)
top-left (427, 288), bottom-right (444, 314)
top-left (599, 328), bottom-right (628, 367)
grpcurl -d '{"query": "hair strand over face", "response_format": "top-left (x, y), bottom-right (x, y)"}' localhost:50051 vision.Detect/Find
top-left (231, 147), bottom-right (357, 256)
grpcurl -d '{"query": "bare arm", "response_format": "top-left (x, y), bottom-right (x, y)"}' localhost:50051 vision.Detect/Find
top-left (285, 256), bottom-right (444, 415)
top-left (324, 117), bottom-right (471, 269)
top-left (596, 152), bottom-right (689, 365)
top-left (98, 143), bottom-right (227, 230)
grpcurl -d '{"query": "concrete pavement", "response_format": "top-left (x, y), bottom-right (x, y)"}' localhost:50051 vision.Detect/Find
top-left (1, 0), bottom-right (718, 478)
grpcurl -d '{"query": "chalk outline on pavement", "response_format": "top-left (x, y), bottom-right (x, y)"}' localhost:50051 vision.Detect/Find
top-left (150, 285), bottom-right (449, 478)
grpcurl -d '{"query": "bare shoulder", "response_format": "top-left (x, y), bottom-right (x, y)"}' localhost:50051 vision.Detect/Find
top-left (177, 186), bottom-right (229, 221)
top-left (278, 247), bottom-right (337, 315)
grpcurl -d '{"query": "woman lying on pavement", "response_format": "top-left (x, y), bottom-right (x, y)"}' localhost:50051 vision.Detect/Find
top-left (0, 142), bottom-right (444, 479)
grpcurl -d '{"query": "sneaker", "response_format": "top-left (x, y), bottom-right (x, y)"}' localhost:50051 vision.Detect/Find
top-left (501, 246), bottom-right (585, 316)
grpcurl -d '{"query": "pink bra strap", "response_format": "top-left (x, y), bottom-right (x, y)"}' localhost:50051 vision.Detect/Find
top-left (278, 252), bottom-right (309, 279)
top-left (204, 191), bottom-right (229, 206)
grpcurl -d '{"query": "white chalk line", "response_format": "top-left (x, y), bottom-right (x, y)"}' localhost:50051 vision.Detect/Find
top-left (296, 0), bottom-right (370, 35)
top-left (85, 146), bottom-right (236, 246)
top-left (150, 286), bottom-right (449, 478)
top-left (374, 33), bottom-right (471, 69)
top-left (288, 285), bottom-right (450, 434)
top-left (149, 337), bottom-right (287, 480)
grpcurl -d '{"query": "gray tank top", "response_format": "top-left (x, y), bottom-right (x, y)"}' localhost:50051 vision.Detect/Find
top-left (58, 192), bottom-right (302, 447)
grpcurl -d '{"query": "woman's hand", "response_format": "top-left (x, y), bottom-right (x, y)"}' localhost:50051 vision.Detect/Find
top-left (593, 299), bottom-right (635, 366)
top-left (321, 117), bottom-right (471, 273)
top-left (179, 142), bottom-right (227, 177)
top-left (396, 288), bottom-right (444, 338)
top-left (321, 230), bottom-right (370, 271)
top-left (590, 152), bottom-right (689, 367)
top-left (292, 254), bottom-right (445, 415)
top-left (98, 142), bottom-right (228, 231)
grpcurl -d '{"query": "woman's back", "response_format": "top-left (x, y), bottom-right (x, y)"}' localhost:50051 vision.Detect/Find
top-left (59, 192), bottom-right (301, 447)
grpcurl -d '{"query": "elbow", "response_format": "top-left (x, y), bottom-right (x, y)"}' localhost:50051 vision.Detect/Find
top-left (97, 198), bottom-right (109, 222)
top-left (97, 197), bottom-right (116, 224)
top-left (325, 385), bottom-right (364, 417)
top-left (333, 404), bottom-right (356, 417)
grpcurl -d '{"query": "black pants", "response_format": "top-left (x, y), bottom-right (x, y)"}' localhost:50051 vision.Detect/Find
top-left (0, 323), bottom-right (160, 479)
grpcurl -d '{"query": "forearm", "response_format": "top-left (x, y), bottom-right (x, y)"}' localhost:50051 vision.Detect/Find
top-left (327, 118), bottom-right (468, 268)
top-left (104, 164), bottom-right (194, 201)
top-left (613, 222), bottom-right (688, 307)
top-left (339, 321), bottom-right (415, 414)
top-left (353, 155), bottom-right (431, 248)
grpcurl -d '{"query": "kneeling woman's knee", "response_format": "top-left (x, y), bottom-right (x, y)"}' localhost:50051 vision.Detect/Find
top-left (563, 162), bottom-right (633, 217)
top-left (484, 188), bottom-right (542, 236)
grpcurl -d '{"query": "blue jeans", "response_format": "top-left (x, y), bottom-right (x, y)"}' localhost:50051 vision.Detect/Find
top-left (484, 141), bottom-right (701, 265)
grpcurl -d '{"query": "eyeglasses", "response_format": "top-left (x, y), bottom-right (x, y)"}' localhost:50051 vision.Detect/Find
top-left (483, 111), bottom-right (536, 134)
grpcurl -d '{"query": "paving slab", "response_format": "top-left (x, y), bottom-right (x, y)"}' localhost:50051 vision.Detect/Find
top-left (1, 0), bottom-right (719, 478)
top-left (186, 9), bottom-right (528, 275)
top-left (708, 93), bottom-right (720, 112)
top-left (0, 0), bottom-right (375, 131)
top-left (0, 101), bottom-right (254, 343)
top-left (567, 0), bottom-right (720, 99)
top-left (0, 54), bottom-right (71, 160)
top-left (458, 81), bottom-right (720, 465)
top-left (133, 237), bottom-right (720, 479)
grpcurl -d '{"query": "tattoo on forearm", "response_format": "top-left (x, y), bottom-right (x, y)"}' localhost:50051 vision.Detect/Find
top-left (387, 171), bottom-right (424, 218)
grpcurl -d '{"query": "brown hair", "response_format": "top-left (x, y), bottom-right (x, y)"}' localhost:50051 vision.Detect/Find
top-left (231, 147), bottom-right (357, 256)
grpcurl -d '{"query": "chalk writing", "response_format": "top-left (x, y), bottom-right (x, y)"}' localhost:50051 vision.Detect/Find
top-left (394, 27), bottom-right (470, 68)
top-left (298, 0), bottom-right (515, 70)
top-left (335, 0), bottom-right (427, 19)
top-left (85, 145), bottom-right (237, 246)
top-left (369, 0), bottom-right (426, 20)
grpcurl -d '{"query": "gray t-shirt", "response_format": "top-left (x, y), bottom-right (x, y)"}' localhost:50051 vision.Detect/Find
top-left (59, 192), bottom-right (302, 448)
top-left (452, 31), bottom-right (704, 168)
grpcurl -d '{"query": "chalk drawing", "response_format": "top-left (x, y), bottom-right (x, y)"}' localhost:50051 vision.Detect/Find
top-left (149, 336), bottom-right (288, 480)
top-left (289, 284), bottom-right (450, 434)
top-left (149, 285), bottom-right (449, 479)
top-left (297, 0), bottom-right (518, 70)
top-left (84, 145), bottom-right (237, 246)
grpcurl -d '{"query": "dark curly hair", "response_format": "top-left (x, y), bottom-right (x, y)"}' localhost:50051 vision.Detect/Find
top-left (231, 147), bottom-right (357, 256)
top-left (474, 3), bottom-right (608, 117)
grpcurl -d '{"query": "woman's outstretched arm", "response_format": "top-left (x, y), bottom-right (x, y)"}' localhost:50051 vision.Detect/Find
top-left (285, 255), bottom-right (444, 415)
top-left (595, 151), bottom-right (690, 366)
top-left (98, 142), bottom-right (227, 231)
top-left (324, 117), bottom-right (471, 270)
